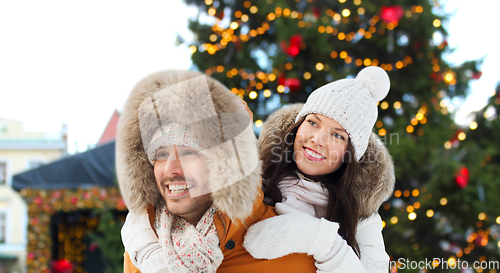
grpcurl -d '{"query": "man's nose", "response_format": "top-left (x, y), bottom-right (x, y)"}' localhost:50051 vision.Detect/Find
top-left (163, 147), bottom-right (183, 176)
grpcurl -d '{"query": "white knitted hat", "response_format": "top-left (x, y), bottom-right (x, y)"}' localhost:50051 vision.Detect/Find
top-left (295, 66), bottom-right (390, 161)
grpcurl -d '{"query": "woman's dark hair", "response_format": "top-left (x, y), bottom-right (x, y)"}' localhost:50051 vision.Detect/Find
top-left (261, 116), bottom-right (361, 257)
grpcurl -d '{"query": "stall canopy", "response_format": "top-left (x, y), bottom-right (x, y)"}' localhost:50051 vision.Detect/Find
top-left (12, 141), bottom-right (116, 191)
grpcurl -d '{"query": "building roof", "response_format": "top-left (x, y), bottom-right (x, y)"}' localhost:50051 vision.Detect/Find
top-left (12, 141), bottom-right (116, 191)
top-left (0, 117), bottom-right (67, 150)
top-left (0, 139), bottom-right (66, 150)
top-left (97, 110), bottom-right (120, 146)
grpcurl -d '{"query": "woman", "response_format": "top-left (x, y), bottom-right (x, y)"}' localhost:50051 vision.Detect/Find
top-left (244, 66), bottom-right (395, 273)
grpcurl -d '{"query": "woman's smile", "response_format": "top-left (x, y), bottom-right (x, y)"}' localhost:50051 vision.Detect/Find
top-left (303, 147), bottom-right (326, 161)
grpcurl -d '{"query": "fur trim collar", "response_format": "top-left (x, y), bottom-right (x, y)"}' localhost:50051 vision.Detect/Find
top-left (116, 70), bottom-right (261, 222)
top-left (259, 103), bottom-right (395, 219)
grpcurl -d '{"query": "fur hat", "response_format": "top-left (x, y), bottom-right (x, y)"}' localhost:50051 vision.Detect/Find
top-left (295, 66), bottom-right (390, 160)
top-left (117, 70), bottom-right (262, 222)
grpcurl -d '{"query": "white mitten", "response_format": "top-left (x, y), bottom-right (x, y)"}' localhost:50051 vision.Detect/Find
top-left (243, 203), bottom-right (341, 261)
top-left (121, 208), bottom-right (160, 269)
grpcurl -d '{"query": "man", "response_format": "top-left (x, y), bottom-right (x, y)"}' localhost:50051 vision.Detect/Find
top-left (117, 70), bottom-right (317, 272)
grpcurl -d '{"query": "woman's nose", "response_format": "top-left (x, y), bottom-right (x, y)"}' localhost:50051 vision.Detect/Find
top-left (310, 132), bottom-right (323, 146)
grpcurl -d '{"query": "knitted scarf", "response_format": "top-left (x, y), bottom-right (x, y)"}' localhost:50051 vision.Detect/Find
top-left (277, 173), bottom-right (329, 218)
top-left (155, 204), bottom-right (223, 273)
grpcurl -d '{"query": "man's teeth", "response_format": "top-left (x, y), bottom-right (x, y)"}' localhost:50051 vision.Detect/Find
top-left (168, 184), bottom-right (194, 194)
top-left (305, 148), bottom-right (324, 159)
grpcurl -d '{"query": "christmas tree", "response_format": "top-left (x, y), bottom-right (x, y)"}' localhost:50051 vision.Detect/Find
top-left (87, 208), bottom-right (125, 273)
top-left (182, 0), bottom-right (497, 271)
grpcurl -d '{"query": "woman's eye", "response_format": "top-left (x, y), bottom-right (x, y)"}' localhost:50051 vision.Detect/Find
top-left (307, 120), bottom-right (317, 127)
top-left (333, 133), bottom-right (345, 140)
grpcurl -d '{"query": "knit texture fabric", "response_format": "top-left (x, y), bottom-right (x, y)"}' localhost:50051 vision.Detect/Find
top-left (278, 174), bottom-right (329, 218)
top-left (275, 177), bottom-right (346, 266)
top-left (147, 123), bottom-right (204, 165)
top-left (243, 202), bottom-right (342, 262)
top-left (154, 204), bottom-right (223, 273)
top-left (295, 66), bottom-right (390, 160)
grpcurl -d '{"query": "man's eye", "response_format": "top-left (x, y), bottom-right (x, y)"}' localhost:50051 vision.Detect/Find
top-left (155, 152), bottom-right (169, 160)
top-left (183, 150), bottom-right (200, 156)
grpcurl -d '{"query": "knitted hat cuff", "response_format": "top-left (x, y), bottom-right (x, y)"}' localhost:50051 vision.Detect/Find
top-left (295, 67), bottom-right (390, 161)
top-left (146, 123), bottom-right (203, 165)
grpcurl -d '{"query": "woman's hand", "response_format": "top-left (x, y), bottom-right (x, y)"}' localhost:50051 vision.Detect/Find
top-left (121, 208), bottom-right (159, 268)
top-left (243, 203), bottom-right (341, 260)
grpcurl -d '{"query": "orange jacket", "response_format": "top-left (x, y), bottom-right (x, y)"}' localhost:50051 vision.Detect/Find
top-left (123, 190), bottom-right (316, 273)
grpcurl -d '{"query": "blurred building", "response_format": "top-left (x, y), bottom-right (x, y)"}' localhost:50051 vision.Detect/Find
top-left (0, 117), bottom-right (67, 273)
top-left (96, 109), bottom-right (120, 146)
top-left (11, 110), bottom-right (124, 273)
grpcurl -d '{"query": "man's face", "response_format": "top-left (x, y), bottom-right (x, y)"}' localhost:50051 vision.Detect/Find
top-left (153, 145), bottom-right (212, 224)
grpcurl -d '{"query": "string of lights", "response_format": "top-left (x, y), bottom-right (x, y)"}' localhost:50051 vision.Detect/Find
top-left (384, 185), bottom-right (498, 261)
top-left (197, 1), bottom-right (432, 56)
top-left (190, 2), bottom-right (500, 264)
top-left (194, 1), bottom-right (459, 139)
top-left (21, 187), bottom-right (126, 273)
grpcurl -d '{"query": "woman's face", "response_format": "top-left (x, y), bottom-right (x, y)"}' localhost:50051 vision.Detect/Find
top-left (293, 114), bottom-right (350, 176)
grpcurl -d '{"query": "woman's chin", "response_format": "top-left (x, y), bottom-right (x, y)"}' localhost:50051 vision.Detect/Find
top-left (297, 164), bottom-right (320, 177)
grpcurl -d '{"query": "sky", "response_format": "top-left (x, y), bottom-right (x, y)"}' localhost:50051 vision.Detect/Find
top-left (1, 0), bottom-right (499, 154)
top-left (442, 0), bottom-right (500, 123)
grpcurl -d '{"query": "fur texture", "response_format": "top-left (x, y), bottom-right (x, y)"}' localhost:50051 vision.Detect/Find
top-left (259, 103), bottom-right (395, 219)
top-left (116, 70), bottom-right (261, 222)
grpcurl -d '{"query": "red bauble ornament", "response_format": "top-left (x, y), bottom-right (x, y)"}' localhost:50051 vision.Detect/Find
top-left (284, 78), bottom-right (301, 92)
top-left (472, 71), bottom-right (482, 80)
top-left (431, 72), bottom-right (443, 83)
top-left (277, 75), bottom-right (285, 86)
top-left (281, 34), bottom-right (303, 57)
top-left (216, 11), bottom-right (224, 20)
top-left (286, 45), bottom-right (300, 57)
top-left (51, 259), bottom-right (73, 273)
top-left (380, 5), bottom-right (404, 24)
top-left (434, 73), bottom-right (443, 83)
top-left (455, 166), bottom-right (469, 189)
top-left (312, 7), bottom-right (320, 19)
top-left (289, 34), bottom-right (302, 46)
